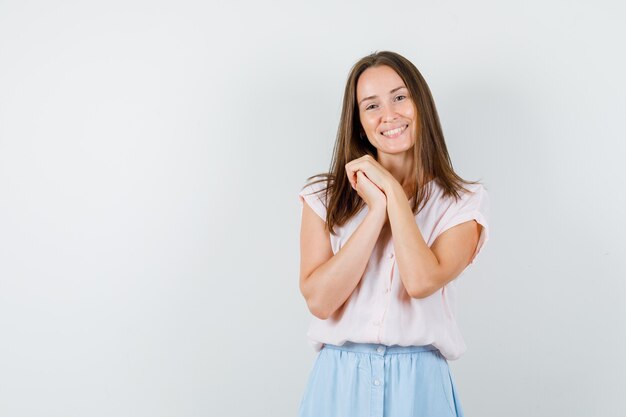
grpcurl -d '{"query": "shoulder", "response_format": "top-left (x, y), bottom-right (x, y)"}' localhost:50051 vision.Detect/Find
top-left (462, 182), bottom-right (489, 205)
top-left (300, 178), bottom-right (328, 195)
top-left (299, 177), bottom-right (330, 205)
top-left (428, 181), bottom-right (490, 227)
top-left (437, 181), bottom-right (489, 207)
top-left (431, 181), bottom-right (491, 264)
top-left (298, 177), bottom-right (330, 221)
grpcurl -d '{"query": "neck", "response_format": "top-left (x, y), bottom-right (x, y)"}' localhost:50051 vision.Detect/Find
top-left (376, 151), bottom-right (432, 198)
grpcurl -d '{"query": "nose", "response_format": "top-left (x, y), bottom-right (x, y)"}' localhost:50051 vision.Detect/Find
top-left (381, 105), bottom-right (398, 122)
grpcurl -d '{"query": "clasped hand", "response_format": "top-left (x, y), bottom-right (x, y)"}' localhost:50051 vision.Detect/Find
top-left (345, 155), bottom-right (397, 212)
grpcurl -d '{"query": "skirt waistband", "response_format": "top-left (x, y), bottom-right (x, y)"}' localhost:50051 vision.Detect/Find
top-left (322, 341), bottom-right (438, 355)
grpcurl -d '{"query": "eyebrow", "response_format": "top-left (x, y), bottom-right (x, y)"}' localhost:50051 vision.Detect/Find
top-left (359, 86), bottom-right (407, 106)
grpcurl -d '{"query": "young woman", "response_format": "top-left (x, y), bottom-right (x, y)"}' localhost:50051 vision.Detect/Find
top-left (297, 51), bottom-right (490, 417)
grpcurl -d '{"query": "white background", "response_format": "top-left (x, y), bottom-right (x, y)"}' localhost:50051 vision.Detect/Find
top-left (1, 1), bottom-right (624, 416)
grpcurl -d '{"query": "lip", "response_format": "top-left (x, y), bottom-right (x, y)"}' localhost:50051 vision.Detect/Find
top-left (380, 124), bottom-right (408, 138)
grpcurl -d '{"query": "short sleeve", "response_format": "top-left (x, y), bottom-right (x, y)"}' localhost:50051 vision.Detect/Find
top-left (298, 180), bottom-right (328, 222)
top-left (437, 184), bottom-right (490, 266)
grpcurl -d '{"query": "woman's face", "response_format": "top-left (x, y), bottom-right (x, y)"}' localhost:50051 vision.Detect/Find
top-left (356, 65), bottom-right (417, 156)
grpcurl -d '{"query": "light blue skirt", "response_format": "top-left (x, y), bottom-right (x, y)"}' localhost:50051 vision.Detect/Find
top-left (297, 342), bottom-right (465, 417)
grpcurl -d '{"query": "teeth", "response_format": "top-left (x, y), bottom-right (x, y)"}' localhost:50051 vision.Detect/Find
top-left (382, 125), bottom-right (407, 137)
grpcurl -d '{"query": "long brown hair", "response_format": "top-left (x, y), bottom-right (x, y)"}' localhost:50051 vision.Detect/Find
top-left (302, 50), bottom-right (482, 235)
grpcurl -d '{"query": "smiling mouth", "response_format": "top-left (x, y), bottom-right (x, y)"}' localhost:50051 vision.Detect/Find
top-left (381, 125), bottom-right (408, 138)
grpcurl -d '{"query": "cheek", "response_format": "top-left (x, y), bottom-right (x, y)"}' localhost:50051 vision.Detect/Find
top-left (403, 102), bottom-right (416, 118)
top-left (360, 115), bottom-right (376, 132)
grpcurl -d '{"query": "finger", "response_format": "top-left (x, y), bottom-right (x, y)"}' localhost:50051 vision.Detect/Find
top-left (356, 170), bottom-right (367, 186)
top-left (354, 162), bottom-right (373, 180)
top-left (346, 162), bottom-right (361, 184)
top-left (352, 170), bottom-right (359, 188)
top-left (345, 165), bottom-right (355, 188)
top-left (350, 170), bottom-right (362, 188)
top-left (357, 170), bottom-right (370, 182)
top-left (349, 169), bottom-right (360, 189)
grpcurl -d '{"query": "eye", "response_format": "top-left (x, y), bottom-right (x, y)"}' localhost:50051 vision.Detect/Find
top-left (365, 103), bottom-right (378, 110)
top-left (395, 95), bottom-right (407, 101)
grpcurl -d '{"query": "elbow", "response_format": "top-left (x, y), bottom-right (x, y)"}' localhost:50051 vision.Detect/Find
top-left (408, 286), bottom-right (428, 299)
top-left (300, 280), bottom-right (332, 320)
top-left (310, 305), bottom-right (331, 320)
top-left (306, 296), bottom-right (332, 320)
top-left (407, 277), bottom-right (438, 300)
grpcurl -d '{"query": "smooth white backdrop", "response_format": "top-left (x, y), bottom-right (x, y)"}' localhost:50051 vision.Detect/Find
top-left (1, 1), bottom-right (624, 416)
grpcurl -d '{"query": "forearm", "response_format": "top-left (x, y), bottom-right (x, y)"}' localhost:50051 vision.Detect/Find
top-left (303, 206), bottom-right (387, 319)
top-left (386, 182), bottom-right (440, 298)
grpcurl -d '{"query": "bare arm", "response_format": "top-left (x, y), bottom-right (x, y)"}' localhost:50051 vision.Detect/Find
top-left (385, 181), bottom-right (481, 299)
top-left (299, 199), bottom-right (387, 319)
top-left (340, 154), bottom-right (484, 300)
